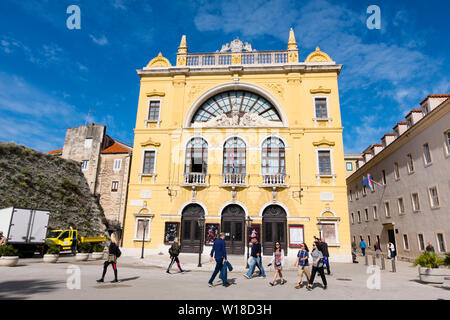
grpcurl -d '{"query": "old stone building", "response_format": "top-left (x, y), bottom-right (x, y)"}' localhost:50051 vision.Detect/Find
top-left (347, 94), bottom-right (450, 261)
top-left (48, 123), bottom-right (132, 232)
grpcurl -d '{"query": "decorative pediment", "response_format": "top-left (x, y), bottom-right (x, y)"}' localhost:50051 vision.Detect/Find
top-left (313, 137), bottom-right (335, 147)
top-left (305, 47), bottom-right (333, 63)
top-left (141, 138), bottom-right (161, 147)
top-left (146, 90), bottom-right (165, 97)
top-left (310, 86), bottom-right (331, 94)
top-left (220, 37), bottom-right (253, 53)
top-left (146, 52), bottom-right (172, 68)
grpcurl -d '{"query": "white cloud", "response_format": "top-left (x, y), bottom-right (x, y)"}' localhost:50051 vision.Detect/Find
top-left (89, 34), bottom-right (109, 46)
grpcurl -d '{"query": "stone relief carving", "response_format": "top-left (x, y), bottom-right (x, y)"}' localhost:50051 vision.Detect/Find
top-left (192, 112), bottom-right (282, 128)
top-left (220, 38), bottom-right (253, 53)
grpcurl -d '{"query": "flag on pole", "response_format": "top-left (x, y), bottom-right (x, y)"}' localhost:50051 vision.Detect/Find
top-left (362, 173), bottom-right (374, 191)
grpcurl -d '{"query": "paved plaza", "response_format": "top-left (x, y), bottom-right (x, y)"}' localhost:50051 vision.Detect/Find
top-left (0, 253), bottom-right (449, 300)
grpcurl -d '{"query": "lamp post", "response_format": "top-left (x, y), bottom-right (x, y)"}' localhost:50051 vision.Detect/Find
top-left (245, 216), bottom-right (253, 269)
top-left (197, 216), bottom-right (205, 267)
top-left (140, 219), bottom-right (148, 259)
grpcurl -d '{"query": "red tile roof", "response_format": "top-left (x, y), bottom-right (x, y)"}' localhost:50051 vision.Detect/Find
top-left (102, 141), bottom-right (132, 154)
top-left (420, 94), bottom-right (450, 105)
top-left (47, 148), bottom-right (62, 154)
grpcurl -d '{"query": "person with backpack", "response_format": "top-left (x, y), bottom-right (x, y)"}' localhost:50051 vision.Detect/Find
top-left (307, 242), bottom-right (327, 291)
top-left (97, 233), bottom-right (121, 283)
top-left (294, 243), bottom-right (310, 289)
top-left (167, 237), bottom-right (184, 273)
top-left (268, 242), bottom-right (285, 286)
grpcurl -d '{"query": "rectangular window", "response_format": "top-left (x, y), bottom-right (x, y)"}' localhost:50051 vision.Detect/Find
top-left (113, 159), bottom-right (122, 171)
top-left (349, 190), bottom-right (353, 201)
top-left (423, 143), bottom-right (432, 164)
top-left (418, 234), bottom-right (425, 251)
top-left (135, 218), bottom-right (150, 241)
top-left (142, 151), bottom-right (156, 174)
top-left (373, 206), bottom-right (378, 220)
top-left (428, 186), bottom-right (440, 208)
top-left (397, 197), bottom-right (405, 214)
top-left (376, 235), bottom-right (380, 245)
top-left (346, 162), bottom-right (353, 171)
top-left (351, 212), bottom-right (355, 224)
top-left (111, 181), bottom-right (119, 192)
top-left (367, 235), bottom-right (371, 247)
top-left (407, 154), bottom-right (414, 173)
top-left (148, 100), bottom-right (160, 121)
top-left (403, 234), bottom-right (409, 250)
top-left (321, 223), bottom-right (337, 244)
top-left (84, 138), bottom-right (92, 148)
top-left (81, 160), bottom-right (89, 171)
top-left (394, 162), bottom-right (400, 180)
top-left (364, 208), bottom-right (369, 221)
top-left (437, 233), bottom-right (446, 252)
top-left (357, 211), bottom-right (361, 223)
top-left (384, 202), bottom-right (391, 217)
top-left (315, 98), bottom-right (328, 119)
top-left (411, 193), bottom-right (420, 211)
top-left (445, 131), bottom-right (450, 154)
top-left (318, 151), bottom-right (331, 175)
top-left (382, 170), bottom-right (387, 185)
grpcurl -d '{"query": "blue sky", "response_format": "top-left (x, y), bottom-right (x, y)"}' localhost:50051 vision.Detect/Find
top-left (0, 0), bottom-right (449, 153)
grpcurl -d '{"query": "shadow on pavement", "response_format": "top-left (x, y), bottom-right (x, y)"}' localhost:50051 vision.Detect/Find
top-left (0, 279), bottom-right (63, 299)
top-left (118, 276), bottom-right (140, 282)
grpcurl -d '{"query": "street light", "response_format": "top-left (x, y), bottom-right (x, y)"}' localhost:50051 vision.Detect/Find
top-left (245, 216), bottom-right (253, 269)
top-left (140, 219), bottom-right (148, 259)
top-left (197, 216), bottom-right (205, 267)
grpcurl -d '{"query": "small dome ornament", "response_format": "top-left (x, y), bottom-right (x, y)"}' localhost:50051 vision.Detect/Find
top-left (305, 46), bottom-right (333, 63)
top-left (146, 52), bottom-right (172, 68)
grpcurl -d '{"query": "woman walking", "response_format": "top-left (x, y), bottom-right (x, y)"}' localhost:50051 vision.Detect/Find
top-left (294, 243), bottom-right (310, 289)
top-left (97, 233), bottom-right (121, 283)
top-left (269, 242), bottom-right (285, 286)
top-left (307, 242), bottom-right (327, 290)
top-left (167, 237), bottom-right (184, 273)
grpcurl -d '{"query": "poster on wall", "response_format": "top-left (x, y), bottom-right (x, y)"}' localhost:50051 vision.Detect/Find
top-left (247, 224), bottom-right (261, 244)
top-left (289, 225), bottom-right (304, 247)
top-left (205, 223), bottom-right (219, 245)
top-left (164, 222), bottom-right (180, 244)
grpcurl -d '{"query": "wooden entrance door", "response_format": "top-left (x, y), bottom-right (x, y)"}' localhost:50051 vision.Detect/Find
top-left (262, 205), bottom-right (287, 256)
top-left (221, 205), bottom-right (245, 255)
top-left (181, 204), bottom-right (204, 253)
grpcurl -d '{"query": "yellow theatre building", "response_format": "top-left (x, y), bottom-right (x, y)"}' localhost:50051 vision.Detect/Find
top-left (121, 29), bottom-right (352, 262)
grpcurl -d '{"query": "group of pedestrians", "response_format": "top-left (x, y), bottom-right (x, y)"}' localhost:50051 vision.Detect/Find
top-left (357, 239), bottom-right (397, 259)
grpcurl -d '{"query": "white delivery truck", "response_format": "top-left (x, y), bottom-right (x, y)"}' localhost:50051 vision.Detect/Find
top-left (0, 207), bottom-right (51, 257)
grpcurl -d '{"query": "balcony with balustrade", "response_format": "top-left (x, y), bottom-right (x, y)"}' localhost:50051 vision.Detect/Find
top-left (259, 173), bottom-right (290, 188)
top-left (219, 173), bottom-right (249, 188)
top-left (180, 172), bottom-right (210, 187)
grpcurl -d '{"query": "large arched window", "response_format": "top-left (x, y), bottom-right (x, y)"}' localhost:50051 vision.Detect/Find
top-left (191, 90), bottom-right (281, 124)
top-left (223, 137), bottom-right (246, 174)
top-left (185, 138), bottom-right (208, 174)
top-left (262, 137), bottom-right (285, 174)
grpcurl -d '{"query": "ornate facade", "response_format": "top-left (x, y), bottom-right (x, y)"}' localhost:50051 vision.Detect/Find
top-left (122, 30), bottom-right (351, 261)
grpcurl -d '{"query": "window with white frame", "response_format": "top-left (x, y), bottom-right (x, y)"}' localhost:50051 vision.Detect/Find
top-left (373, 205), bottom-right (378, 220)
top-left (84, 138), bottom-right (92, 148)
top-left (382, 170), bottom-right (387, 185)
top-left (407, 154), bottom-right (414, 173)
top-left (394, 162), bottom-right (400, 180)
top-left (111, 181), bottom-right (119, 192)
top-left (148, 100), bottom-right (160, 121)
top-left (423, 143), bottom-right (432, 165)
top-left (142, 150), bottom-right (156, 174)
top-left (351, 212), bottom-right (355, 224)
top-left (437, 233), bottom-right (446, 252)
top-left (113, 159), bottom-right (122, 171)
top-left (403, 234), bottom-right (409, 250)
top-left (367, 235), bottom-right (371, 247)
top-left (397, 197), bottom-right (405, 214)
top-left (364, 208), bottom-right (369, 221)
top-left (135, 217), bottom-right (151, 241)
top-left (384, 201), bottom-right (391, 217)
top-left (349, 190), bottom-right (353, 201)
top-left (411, 193), bottom-right (420, 211)
top-left (428, 186), bottom-right (440, 208)
top-left (314, 97), bottom-right (328, 119)
top-left (346, 162), bottom-right (353, 171)
top-left (445, 131), bottom-right (450, 155)
top-left (418, 234), bottom-right (425, 251)
top-left (81, 160), bottom-right (89, 171)
top-left (318, 150), bottom-right (331, 175)
top-left (357, 211), bottom-right (361, 223)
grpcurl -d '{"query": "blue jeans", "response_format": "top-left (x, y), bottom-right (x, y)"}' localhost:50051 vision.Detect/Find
top-left (247, 257), bottom-right (265, 277)
top-left (209, 258), bottom-right (224, 284)
top-left (361, 248), bottom-right (366, 256)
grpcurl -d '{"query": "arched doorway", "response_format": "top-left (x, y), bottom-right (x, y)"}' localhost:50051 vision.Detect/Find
top-left (262, 205), bottom-right (287, 255)
top-left (181, 204), bottom-right (205, 253)
top-left (221, 204), bottom-right (245, 255)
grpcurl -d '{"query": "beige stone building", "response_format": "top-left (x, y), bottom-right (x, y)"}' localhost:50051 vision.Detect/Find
top-left (48, 123), bottom-right (132, 232)
top-left (347, 94), bottom-right (450, 261)
top-left (344, 153), bottom-right (361, 178)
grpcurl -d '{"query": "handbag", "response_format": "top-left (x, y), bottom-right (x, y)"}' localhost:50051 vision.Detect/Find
top-left (275, 260), bottom-right (282, 267)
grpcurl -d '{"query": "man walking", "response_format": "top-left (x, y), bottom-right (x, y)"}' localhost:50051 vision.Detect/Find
top-left (208, 232), bottom-right (228, 287)
top-left (244, 237), bottom-right (266, 279)
top-left (359, 239), bottom-right (367, 256)
top-left (320, 237), bottom-right (331, 275)
top-left (425, 242), bottom-right (435, 252)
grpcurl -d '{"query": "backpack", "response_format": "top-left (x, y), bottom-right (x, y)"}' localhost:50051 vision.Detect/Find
top-left (116, 247), bottom-right (121, 258)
